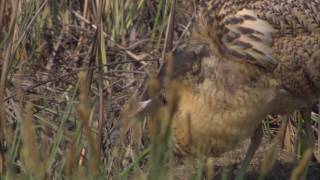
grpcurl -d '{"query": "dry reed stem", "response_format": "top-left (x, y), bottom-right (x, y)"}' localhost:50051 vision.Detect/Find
top-left (21, 102), bottom-right (44, 179)
top-left (290, 149), bottom-right (313, 180)
top-left (77, 71), bottom-right (100, 176)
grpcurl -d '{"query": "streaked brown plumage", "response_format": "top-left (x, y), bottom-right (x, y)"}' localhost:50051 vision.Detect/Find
top-left (138, 0), bottom-right (320, 173)
top-left (273, 33), bottom-right (320, 113)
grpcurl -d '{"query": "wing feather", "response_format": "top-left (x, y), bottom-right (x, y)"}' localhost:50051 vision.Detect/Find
top-left (193, 8), bottom-right (277, 71)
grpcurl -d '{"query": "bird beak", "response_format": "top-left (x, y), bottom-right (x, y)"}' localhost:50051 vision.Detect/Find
top-left (127, 99), bottom-right (154, 119)
top-left (137, 99), bottom-right (153, 113)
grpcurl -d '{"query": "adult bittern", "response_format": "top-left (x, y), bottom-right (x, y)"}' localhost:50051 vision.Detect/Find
top-left (136, 0), bottom-right (320, 178)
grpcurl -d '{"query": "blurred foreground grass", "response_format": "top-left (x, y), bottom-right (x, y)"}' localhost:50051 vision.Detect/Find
top-left (0, 0), bottom-right (319, 179)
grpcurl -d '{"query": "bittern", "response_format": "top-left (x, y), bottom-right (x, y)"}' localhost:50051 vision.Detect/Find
top-left (135, 0), bottom-right (320, 178)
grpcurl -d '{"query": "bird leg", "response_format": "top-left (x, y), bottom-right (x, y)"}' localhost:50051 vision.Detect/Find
top-left (235, 125), bottom-right (263, 180)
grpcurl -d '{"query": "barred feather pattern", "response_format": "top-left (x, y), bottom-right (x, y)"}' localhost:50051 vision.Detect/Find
top-left (274, 33), bottom-right (320, 98)
top-left (195, 0), bottom-right (320, 72)
top-left (194, 7), bottom-right (277, 71)
top-left (249, 0), bottom-right (320, 36)
top-left (203, 0), bottom-right (320, 35)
